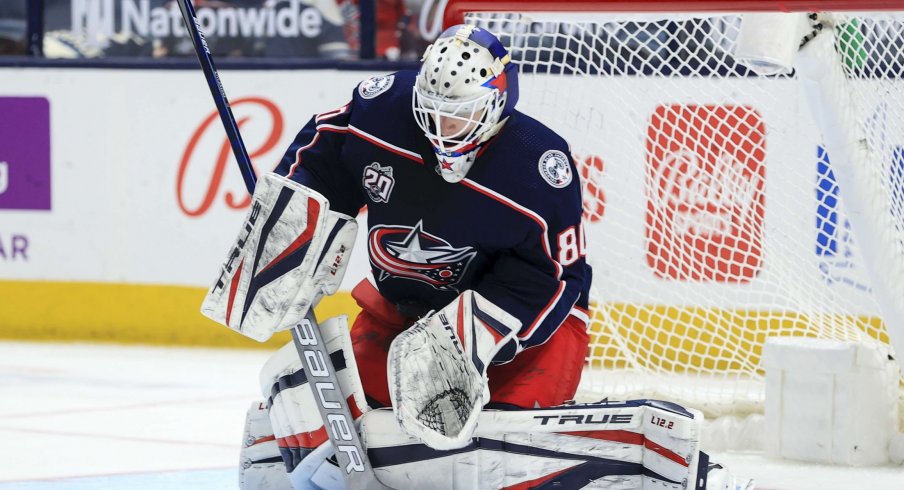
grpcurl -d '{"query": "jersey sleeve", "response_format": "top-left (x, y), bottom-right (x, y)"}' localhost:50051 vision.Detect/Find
top-left (271, 99), bottom-right (365, 217)
top-left (475, 156), bottom-right (591, 364)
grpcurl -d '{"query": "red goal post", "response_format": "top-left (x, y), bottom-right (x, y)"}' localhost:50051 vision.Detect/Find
top-left (440, 0), bottom-right (904, 423)
top-left (445, 0), bottom-right (903, 27)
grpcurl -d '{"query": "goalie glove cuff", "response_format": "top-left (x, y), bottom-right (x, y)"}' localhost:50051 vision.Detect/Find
top-left (454, 291), bottom-right (520, 374)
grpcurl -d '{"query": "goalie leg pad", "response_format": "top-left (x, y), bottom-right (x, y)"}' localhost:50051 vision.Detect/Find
top-left (359, 399), bottom-right (707, 490)
top-left (238, 400), bottom-right (347, 490)
top-left (202, 172), bottom-right (357, 342)
top-left (240, 401), bottom-right (292, 490)
top-left (259, 315), bottom-right (369, 489)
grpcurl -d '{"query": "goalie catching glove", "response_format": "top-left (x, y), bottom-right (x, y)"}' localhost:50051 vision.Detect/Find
top-left (387, 290), bottom-right (520, 450)
top-left (201, 172), bottom-right (357, 342)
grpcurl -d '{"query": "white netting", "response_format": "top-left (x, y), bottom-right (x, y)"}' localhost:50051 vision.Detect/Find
top-left (466, 10), bottom-right (904, 418)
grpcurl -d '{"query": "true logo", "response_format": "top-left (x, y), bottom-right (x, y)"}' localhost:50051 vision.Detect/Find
top-left (534, 413), bottom-right (633, 425)
top-left (358, 75), bottom-right (395, 99)
top-left (538, 150), bottom-right (572, 188)
top-left (439, 313), bottom-right (464, 355)
top-left (212, 200), bottom-right (262, 293)
top-left (362, 162), bottom-right (395, 203)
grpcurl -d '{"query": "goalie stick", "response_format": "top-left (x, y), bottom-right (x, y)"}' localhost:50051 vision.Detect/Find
top-left (175, 2), bottom-right (385, 488)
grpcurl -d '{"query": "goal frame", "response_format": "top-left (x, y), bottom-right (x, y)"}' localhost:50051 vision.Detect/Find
top-left (442, 0), bottom-right (904, 421)
top-left (444, 0), bottom-right (904, 28)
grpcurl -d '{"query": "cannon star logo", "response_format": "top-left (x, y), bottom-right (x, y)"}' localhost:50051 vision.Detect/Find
top-left (368, 221), bottom-right (476, 292)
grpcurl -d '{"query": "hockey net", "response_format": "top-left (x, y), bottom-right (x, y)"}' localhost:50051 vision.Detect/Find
top-left (446, 2), bottom-right (904, 421)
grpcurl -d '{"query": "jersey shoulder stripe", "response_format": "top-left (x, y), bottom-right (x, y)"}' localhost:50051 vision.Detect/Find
top-left (348, 124), bottom-right (423, 164)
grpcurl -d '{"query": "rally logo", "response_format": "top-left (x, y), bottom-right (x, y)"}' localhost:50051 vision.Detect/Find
top-left (538, 150), bottom-right (572, 188)
top-left (645, 104), bottom-right (766, 283)
top-left (362, 162), bottom-right (395, 203)
top-left (358, 75), bottom-right (394, 100)
top-left (369, 221), bottom-right (476, 292)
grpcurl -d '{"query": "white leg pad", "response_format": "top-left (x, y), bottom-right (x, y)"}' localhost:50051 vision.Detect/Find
top-left (360, 399), bottom-right (706, 489)
top-left (256, 315), bottom-right (369, 490)
top-left (239, 401), bottom-right (293, 490)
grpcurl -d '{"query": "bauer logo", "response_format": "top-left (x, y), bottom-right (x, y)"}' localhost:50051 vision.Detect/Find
top-left (645, 104), bottom-right (766, 282)
top-left (0, 97), bottom-right (51, 210)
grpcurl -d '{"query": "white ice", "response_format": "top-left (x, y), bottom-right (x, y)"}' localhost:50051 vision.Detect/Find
top-left (1, 341), bottom-right (902, 490)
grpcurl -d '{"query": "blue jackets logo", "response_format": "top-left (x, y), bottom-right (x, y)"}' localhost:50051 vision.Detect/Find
top-left (368, 221), bottom-right (476, 292)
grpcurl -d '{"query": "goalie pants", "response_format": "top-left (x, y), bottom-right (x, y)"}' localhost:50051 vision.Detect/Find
top-left (349, 280), bottom-right (589, 409)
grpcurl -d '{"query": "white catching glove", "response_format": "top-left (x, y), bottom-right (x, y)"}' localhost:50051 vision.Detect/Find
top-left (387, 290), bottom-right (520, 450)
top-left (201, 172), bottom-right (357, 342)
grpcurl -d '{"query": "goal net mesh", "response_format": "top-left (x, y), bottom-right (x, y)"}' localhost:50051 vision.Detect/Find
top-left (465, 10), bottom-right (904, 417)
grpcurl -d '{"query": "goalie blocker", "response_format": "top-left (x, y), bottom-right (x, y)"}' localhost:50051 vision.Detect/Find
top-left (201, 172), bottom-right (357, 342)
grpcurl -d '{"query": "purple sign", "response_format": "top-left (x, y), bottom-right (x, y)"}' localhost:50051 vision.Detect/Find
top-left (0, 97), bottom-right (51, 210)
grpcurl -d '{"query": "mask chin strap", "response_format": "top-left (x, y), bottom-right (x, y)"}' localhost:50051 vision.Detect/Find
top-left (434, 147), bottom-right (478, 183)
top-left (432, 114), bottom-right (511, 182)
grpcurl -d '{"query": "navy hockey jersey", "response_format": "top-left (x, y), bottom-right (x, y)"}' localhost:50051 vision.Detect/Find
top-left (273, 70), bottom-right (592, 363)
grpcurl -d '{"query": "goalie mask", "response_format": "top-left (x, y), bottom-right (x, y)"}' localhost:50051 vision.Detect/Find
top-left (412, 24), bottom-right (519, 183)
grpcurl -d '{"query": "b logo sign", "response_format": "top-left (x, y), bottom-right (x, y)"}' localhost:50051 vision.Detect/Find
top-left (177, 97), bottom-right (283, 217)
top-left (645, 104), bottom-right (766, 283)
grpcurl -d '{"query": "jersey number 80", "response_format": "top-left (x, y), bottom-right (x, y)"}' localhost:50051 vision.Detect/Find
top-left (557, 222), bottom-right (587, 266)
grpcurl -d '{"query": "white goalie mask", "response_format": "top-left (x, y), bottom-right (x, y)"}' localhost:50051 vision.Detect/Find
top-left (412, 24), bottom-right (519, 183)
